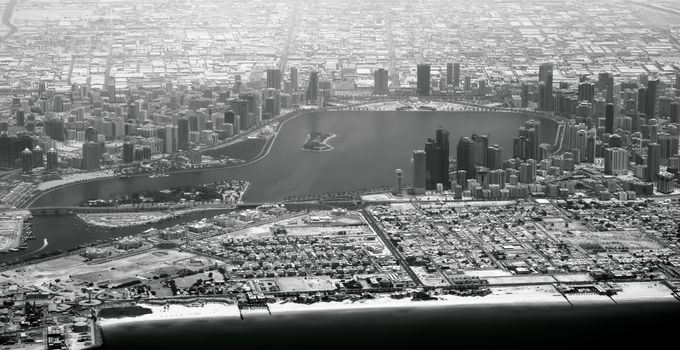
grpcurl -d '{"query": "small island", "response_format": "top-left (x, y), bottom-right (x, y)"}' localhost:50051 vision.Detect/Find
top-left (302, 132), bottom-right (336, 152)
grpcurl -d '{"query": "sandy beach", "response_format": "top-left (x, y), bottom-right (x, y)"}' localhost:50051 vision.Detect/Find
top-left (97, 282), bottom-right (678, 327)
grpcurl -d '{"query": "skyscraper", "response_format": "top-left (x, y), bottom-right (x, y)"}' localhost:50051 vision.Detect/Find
top-left (516, 120), bottom-right (541, 160)
top-left (605, 103), bottom-right (615, 134)
top-left (647, 142), bottom-right (660, 182)
top-left (307, 71), bottom-right (319, 103)
top-left (46, 147), bottom-right (58, 171)
top-left (599, 72), bottom-right (614, 104)
top-left (44, 118), bottom-right (65, 141)
top-left (373, 68), bottom-right (389, 95)
top-left (178, 117), bottom-right (190, 150)
top-left (578, 82), bottom-right (595, 102)
top-left (538, 63), bottom-right (553, 111)
top-left (446, 63), bottom-right (453, 86)
top-left (425, 138), bottom-right (442, 190)
top-left (435, 128), bottom-right (450, 188)
top-left (471, 134), bottom-right (488, 167)
top-left (82, 142), bottom-right (101, 170)
top-left (487, 144), bottom-right (503, 170)
top-left (645, 78), bottom-right (659, 118)
top-left (267, 69), bottom-right (282, 90)
top-left (123, 142), bottom-right (135, 163)
top-left (413, 150), bottom-right (426, 194)
top-left (21, 148), bottom-right (33, 173)
top-left (457, 137), bottom-right (475, 179)
top-left (453, 63), bottom-right (460, 87)
top-left (416, 64), bottom-right (431, 96)
top-left (290, 67), bottom-right (298, 92)
top-left (394, 169), bottom-right (403, 195)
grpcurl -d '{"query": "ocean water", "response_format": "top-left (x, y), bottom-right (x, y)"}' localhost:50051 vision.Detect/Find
top-left (97, 302), bottom-right (680, 349)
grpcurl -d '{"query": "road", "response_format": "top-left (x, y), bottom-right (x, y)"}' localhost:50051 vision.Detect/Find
top-left (384, 13), bottom-right (401, 88)
top-left (279, 0), bottom-right (299, 73)
top-left (0, 0), bottom-right (18, 43)
top-left (362, 208), bottom-right (423, 287)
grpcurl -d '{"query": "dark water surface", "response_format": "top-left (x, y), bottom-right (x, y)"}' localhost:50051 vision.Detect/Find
top-left (97, 302), bottom-right (680, 349)
top-left (32, 111), bottom-right (557, 207)
top-left (8, 111), bottom-right (556, 263)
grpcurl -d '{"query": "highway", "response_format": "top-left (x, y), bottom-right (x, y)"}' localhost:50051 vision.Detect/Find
top-left (0, 0), bottom-right (18, 43)
top-left (362, 208), bottom-right (424, 287)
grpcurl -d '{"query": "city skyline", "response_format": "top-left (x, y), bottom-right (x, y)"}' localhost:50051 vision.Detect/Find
top-left (1, 0), bottom-right (680, 349)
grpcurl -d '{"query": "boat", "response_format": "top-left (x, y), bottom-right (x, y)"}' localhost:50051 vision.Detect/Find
top-left (9, 248), bottom-right (19, 252)
top-left (119, 174), bottom-right (130, 179)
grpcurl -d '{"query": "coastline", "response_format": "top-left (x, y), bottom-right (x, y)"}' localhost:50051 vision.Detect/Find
top-left (302, 133), bottom-right (336, 152)
top-left (24, 108), bottom-right (559, 209)
top-left (97, 282), bottom-right (678, 328)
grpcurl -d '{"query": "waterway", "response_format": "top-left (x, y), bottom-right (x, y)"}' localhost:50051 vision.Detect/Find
top-left (32, 111), bottom-right (557, 207)
top-left (96, 302), bottom-right (680, 349)
top-left (0, 210), bottom-right (226, 264)
top-left (2, 111), bottom-right (557, 264)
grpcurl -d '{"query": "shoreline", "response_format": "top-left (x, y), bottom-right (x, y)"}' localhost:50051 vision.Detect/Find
top-left (302, 133), bottom-right (336, 152)
top-left (25, 108), bottom-right (559, 209)
top-left (97, 282), bottom-right (679, 328)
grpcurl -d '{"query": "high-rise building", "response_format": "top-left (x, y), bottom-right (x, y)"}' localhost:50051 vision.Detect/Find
top-left (82, 142), bottom-right (101, 170)
top-left (457, 137), bottom-right (475, 179)
top-left (604, 147), bottom-right (628, 176)
top-left (487, 144), bottom-right (503, 170)
top-left (21, 148), bottom-right (33, 173)
top-left (44, 118), bottom-right (65, 141)
top-left (413, 150), bottom-right (426, 194)
top-left (373, 68), bottom-right (389, 95)
top-left (471, 134), bottom-right (488, 167)
top-left (464, 76), bottom-right (471, 92)
top-left (645, 78), bottom-right (659, 118)
top-left (416, 64), bottom-right (431, 96)
top-left (267, 69), bottom-right (282, 90)
top-left (0, 135), bottom-right (33, 169)
top-left (230, 99), bottom-right (250, 130)
top-left (15, 110), bottom-right (25, 127)
top-left (425, 138), bottom-right (442, 190)
top-left (178, 117), bottom-right (190, 150)
top-left (538, 63), bottom-right (553, 111)
top-left (599, 72), bottom-right (615, 104)
top-left (290, 67), bottom-right (298, 92)
top-left (122, 142), bottom-right (135, 163)
top-left (605, 103), bottom-right (615, 134)
top-left (577, 82), bottom-right (595, 102)
top-left (453, 63), bottom-right (460, 87)
top-left (394, 169), bottom-right (403, 195)
top-left (46, 147), bottom-right (58, 170)
top-left (307, 71), bottom-right (319, 103)
top-left (647, 142), bottom-right (660, 182)
top-left (671, 102), bottom-right (679, 124)
top-left (32, 145), bottom-right (43, 168)
top-left (436, 128), bottom-right (450, 187)
top-left (521, 84), bottom-right (530, 108)
top-left (446, 63), bottom-right (453, 86)
top-left (515, 120), bottom-right (541, 160)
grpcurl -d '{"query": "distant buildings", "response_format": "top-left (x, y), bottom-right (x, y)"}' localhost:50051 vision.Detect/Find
top-left (373, 68), bottom-right (389, 95)
top-left (417, 64), bottom-right (431, 96)
top-left (538, 63), bottom-right (553, 111)
top-left (453, 63), bottom-right (460, 87)
top-left (394, 169), bottom-right (403, 195)
top-left (412, 150), bottom-right (426, 194)
top-left (82, 142), bottom-right (101, 170)
top-left (267, 68), bottom-right (282, 90)
top-left (425, 128), bottom-right (450, 190)
top-left (307, 71), bottom-right (319, 103)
